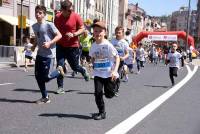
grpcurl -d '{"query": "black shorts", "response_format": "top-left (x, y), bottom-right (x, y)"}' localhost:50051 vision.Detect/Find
top-left (81, 51), bottom-right (91, 62)
top-left (124, 63), bottom-right (133, 69)
top-left (169, 67), bottom-right (178, 77)
top-left (25, 55), bottom-right (33, 60)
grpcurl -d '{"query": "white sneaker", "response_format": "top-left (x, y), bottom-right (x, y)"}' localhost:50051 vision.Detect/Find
top-left (56, 87), bottom-right (65, 94)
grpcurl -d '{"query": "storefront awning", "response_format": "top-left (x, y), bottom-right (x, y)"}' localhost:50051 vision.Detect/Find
top-left (0, 14), bottom-right (35, 27)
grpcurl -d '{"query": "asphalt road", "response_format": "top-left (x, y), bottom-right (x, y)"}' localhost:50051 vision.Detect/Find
top-left (0, 63), bottom-right (199, 134)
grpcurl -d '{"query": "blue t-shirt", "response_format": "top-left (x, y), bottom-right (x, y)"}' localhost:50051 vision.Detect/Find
top-left (32, 22), bottom-right (58, 58)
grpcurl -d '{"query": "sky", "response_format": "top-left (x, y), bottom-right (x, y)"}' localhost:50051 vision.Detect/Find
top-left (128, 0), bottom-right (198, 16)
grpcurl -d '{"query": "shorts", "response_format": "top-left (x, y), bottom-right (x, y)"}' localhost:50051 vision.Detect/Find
top-left (124, 63), bottom-right (134, 73)
top-left (25, 55), bottom-right (33, 60)
top-left (81, 51), bottom-right (91, 62)
top-left (169, 67), bottom-right (178, 77)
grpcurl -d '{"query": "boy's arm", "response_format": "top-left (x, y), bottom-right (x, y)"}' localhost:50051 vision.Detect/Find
top-left (111, 55), bottom-right (120, 81)
top-left (133, 50), bottom-right (136, 63)
top-left (31, 38), bottom-right (37, 51)
top-left (121, 49), bottom-right (129, 61)
top-left (165, 54), bottom-right (170, 65)
top-left (43, 30), bottom-right (62, 49)
top-left (179, 55), bottom-right (184, 67)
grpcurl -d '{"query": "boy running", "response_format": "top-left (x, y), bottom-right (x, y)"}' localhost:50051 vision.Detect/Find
top-left (166, 43), bottom-right (184, 86)
top-left (111, 26), bottom-right (129, 76)
top-left (136, 42), bottom-right (145, 74)
top-left (31, 5), bottom-right (63, 104)
top-left (89, 21), bottom-right (120, 120)
top-left (124, 46), bottom-right (136, 82)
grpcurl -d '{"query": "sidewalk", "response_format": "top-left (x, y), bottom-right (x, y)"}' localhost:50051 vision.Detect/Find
top-left (0, 62), bottom-right (16, 69)
top-left (0, 57), bottom-right (16, 68)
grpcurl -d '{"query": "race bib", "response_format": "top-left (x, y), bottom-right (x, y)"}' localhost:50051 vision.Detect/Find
top-left (93, 59), bottom-right (111, 72)
top-left (82, 44), bottom-right (89, 48)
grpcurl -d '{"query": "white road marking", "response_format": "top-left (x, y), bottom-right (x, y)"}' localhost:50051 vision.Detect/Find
top-left (106, 65), bottom-right (198, 134)
top-left (0, 83), bottom-right (14, 86)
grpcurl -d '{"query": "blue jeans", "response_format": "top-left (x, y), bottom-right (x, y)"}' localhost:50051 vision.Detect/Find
top-left (35, 55), bottom-right (60, 98)
top-left (56, 45), bottom-right (86, 88)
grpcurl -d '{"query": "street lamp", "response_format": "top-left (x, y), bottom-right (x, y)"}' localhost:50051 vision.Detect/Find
top-left (20, 0), bottom-right (24, 46)
top-left (186, 0), bottom-right (191, 51)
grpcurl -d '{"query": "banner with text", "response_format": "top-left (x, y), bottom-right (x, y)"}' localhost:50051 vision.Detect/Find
top-left (148, 35), bottom-right (177, 41)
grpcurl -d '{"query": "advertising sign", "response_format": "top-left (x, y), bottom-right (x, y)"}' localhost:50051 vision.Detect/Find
top-left (148, 35), bottom-right (177, 41)
top-left (18, 16), bottom-right (26, 29)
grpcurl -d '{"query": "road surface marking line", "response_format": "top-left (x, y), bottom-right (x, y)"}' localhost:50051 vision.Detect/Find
top-left (106, 65), bottom-right (198, 134)
top-left (0, 83), bottom-right (14, 86)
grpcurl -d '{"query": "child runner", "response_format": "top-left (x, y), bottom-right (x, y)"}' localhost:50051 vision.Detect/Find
top-left (31, 5), bottom-right (63, 104)
top-left (80, 30), bottom-right (92, 67)
top-left (136, 42), bottom-right (145, 74)
top-left (166, 43), bottom-right (184, 86)
top-left (111, 26), bottom-right (129, 76)
top-left (124, 46), bottom-right (136, 82)
top-left (111, 26), bottom-right (129, 94)
top-left (89, 21), bottom-right (120, 120)
top-left (23, 36), bottom-right (34, 72)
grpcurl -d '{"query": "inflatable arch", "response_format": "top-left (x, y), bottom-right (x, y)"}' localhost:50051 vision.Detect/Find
top-left (132, 31), bottom-right (195, 48)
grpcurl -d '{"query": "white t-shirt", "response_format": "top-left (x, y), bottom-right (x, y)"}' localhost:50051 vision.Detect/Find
top-left (111, 38), bottom-right (129, 57)
top-left (189, 46), bottom-right (194, 53)
top-left (24, 43), bottom-right (33, 56)
top-left (89, 40), bottom-right (119, 78)
top-left (125, 47), bottom-right (134, 65)
top-left (167, 51), bottom-right (182, 68)
top-left (136, 47), bottom-right (145, 61)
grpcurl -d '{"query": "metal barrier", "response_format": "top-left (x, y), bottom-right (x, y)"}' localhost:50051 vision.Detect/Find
top-left (0, 45), bottom-right (15, 63)
top-left (0, 45), bottom-right (37, 67)
top-left (0, 45), bottom-right (15, 57)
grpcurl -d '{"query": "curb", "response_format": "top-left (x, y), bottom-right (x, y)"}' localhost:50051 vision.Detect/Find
top-left (0, 62), bottom-right (16, 69)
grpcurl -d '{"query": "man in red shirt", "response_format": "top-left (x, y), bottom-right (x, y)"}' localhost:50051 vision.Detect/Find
top-left (54, 0), bottom-right (90, 94)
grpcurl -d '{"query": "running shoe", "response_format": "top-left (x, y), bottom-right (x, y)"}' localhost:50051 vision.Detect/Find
top-left (56, 87), bottom-right (65, 94)
top-left (35, 96), bottom-right (50, 104)
top-left (84, 73), bottom-right (90, 81)
top-left (93, 112), bottom-right (106, 120)
top-left (123, 75), bottom-right (128, 82)
top-left (83, 67), bottom-right (90, 81)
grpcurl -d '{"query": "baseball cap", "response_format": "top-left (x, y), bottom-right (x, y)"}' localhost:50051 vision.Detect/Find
top-left (92, 21), bottom-right (106, 30)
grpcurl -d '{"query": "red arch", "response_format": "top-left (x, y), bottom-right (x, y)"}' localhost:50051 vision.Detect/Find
top-left (132, 31), bottom-right (195, 48)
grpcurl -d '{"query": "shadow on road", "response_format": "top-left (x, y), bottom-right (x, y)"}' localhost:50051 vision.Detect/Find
top-left (13, 88), bottom-right (55, 94)
top-left (144, 84), bottom-right (169, 88)
top-left (65, 75), bottom-right (84, 80)
top-left (77, 92), bottom-right (94, 95)
top-left (0, 98), bottom-right (35, 103)
top-left (13, 88), bottom-right (79, 94)
top-left (39, 113), bottom-right (92, 120)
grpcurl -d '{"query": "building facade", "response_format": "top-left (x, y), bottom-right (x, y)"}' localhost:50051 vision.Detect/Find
top-left (197, 0), bottom-right (200, 42)
top-left (127, 3), bottom-right (145, 36)
top-left (0, 0), bottom-right (38, 46)
top-left (170, 7), bottom-right (188, 31)
top-left (0, 0), bottom-right (121, 46)
top-left (118, 0), bottom-right (128, 31)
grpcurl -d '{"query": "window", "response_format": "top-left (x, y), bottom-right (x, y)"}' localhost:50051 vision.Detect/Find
top-left (17, 4), bottom-right (29, 18)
